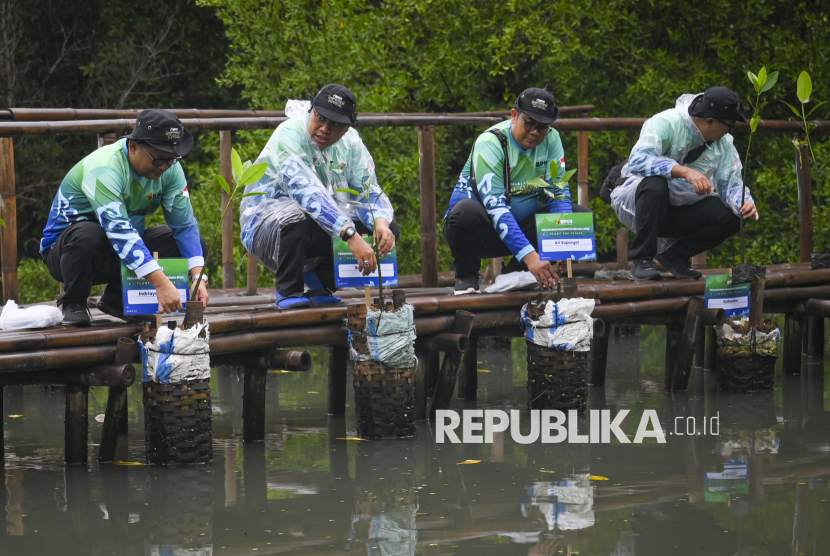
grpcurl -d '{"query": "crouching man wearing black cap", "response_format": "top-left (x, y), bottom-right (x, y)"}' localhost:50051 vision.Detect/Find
top-left (443, 86), bottom-right (593, 294)
top-left (609, 87), bottom-right (760, 281)
top-left (40, 109), bottom-right (210, 326)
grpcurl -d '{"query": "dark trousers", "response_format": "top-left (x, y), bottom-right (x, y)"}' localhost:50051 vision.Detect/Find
top-left (628, 175), bottom-right (741, 260)
top-left (42, 221), bottom-right (207, 306)
top-left (443, 198), bottom-right (594, 278)
top-left (274, 215), bottom-right (401, 296)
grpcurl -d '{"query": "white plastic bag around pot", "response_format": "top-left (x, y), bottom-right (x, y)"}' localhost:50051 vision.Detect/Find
top-left (0, 300), bottom-right (63, 330)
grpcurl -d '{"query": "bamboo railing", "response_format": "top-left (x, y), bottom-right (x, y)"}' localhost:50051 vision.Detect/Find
top-left (0, 108), bottom-right (827, 303)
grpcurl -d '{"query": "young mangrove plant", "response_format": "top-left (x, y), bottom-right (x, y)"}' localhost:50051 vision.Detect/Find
top-left (190, 148), bottom-right (267, 300)
top-left (740, 66), bottom-right (778, 264)
top-left (783, 71), bottom-right (828, 253)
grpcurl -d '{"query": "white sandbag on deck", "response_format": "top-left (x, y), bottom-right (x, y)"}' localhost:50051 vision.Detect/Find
top-left (347, 304), bottom-right (418, 369)
top-left (139, 323), bottom-right (211, 383)
top-left (714, 322), bottom-right (779, 357)
top-left (0, 300), bottom-right (63, 330)
top-left (520, 298), bottom-right (595, 352)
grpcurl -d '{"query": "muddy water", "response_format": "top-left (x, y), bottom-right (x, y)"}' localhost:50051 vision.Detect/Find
top-left (1, 326), bottom-right (829, 556)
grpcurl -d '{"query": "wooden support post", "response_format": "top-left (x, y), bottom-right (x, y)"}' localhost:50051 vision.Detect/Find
top-left (784, 313), bottom-right (806, 375)
top-left (562, 277), bottom-right (578, 299)
top-left (243, 365), bottom-right (267, 442)
top-left (795, 133), bottom-right (813, 262)
top-left (327, 345), bottom-right (349, 416)
top-left (430, 311), bottom-right (476, 417)
top-left (670, 297), bottom-right (704, 391)
top-left (220, 130), bottom-right (235, 289)
top-left (664, 324), bottom-right (682, 391)
top-left (588, 319), bottom-right (609, 386)
top-left (0, 137), bottom-right (18, 303)
top-left (243, 443), bottom-right (268, 510)
top-left (691, 252), bottom-right (707, 269)
top-left (704, 325), bottom-right (718, 371)
top-left (418, 125), bottom-right (438, 287)
top-left (577, 113), bottom-right (589, 206)
top-left (246, 253), bottom-right (258, 296)
top-left (65, 383), bottom-right (89, 465)
top-left (694, 322), bottom-right (705, 367)
top-left (748, 275), bottom-right (768, 327)
top-left (423, 349), bottom-right (440, 396)
top-left (457, 338), bottom-right (477, 400)
top-left (98, 337), bottom-right (135, 462)
top-left (414, 349), bottom-right (428, 421)
top-left (616, 228), bottom-right (629, 269)
top-left (806, 316), bottom-right (825, 359)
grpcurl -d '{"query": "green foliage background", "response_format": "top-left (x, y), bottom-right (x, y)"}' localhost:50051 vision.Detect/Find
top-left (7, 0), bottom-right (830, 302)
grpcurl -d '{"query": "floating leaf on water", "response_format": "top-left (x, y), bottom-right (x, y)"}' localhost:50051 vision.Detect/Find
top-left (116, 461), bottom-right (146, 466)
top-left (458, 460), bottom-right (481, 465)
top-left (95, 414), bottom-right (106, 423)
top-left (8, 415), bottom-right (23, 418)
top-left (477, 369), bottom-right (491, 373)
top-left (590, 475), bottom-right (609, 480)
top-left (336, 437), bottom-right (368, 441)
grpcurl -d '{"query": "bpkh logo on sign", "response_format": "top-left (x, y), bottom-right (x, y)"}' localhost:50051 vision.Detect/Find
top-left (332, 236), bottom-right (398, 288)
top-left (536, 212), bottom-right (596, 261)
top-left (704, 275), bottom-right (750, 317)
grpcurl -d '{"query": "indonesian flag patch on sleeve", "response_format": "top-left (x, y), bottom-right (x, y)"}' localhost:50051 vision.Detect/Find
top-left (560, 157), bottom-right (566, 168)
top-left (182, 186), bottom-right (190, 198)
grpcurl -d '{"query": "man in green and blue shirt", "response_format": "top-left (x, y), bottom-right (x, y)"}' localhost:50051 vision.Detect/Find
top-left (40, 109), bottom-right (209, 326)
top-left (444, 86), bottom-right (592, 293)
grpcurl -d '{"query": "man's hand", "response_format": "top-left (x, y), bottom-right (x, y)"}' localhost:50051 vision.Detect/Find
top-left (145, 269), bottom-right (184, 313)
top-left (192, 280), bottom-right (210, 306)
top-left (672, 165), bottom-right (712, 195)
top-left (349, 235), bottom-right (377, 275)
top-left (740, 200), bottom-right (759, 220)
top-left (374, 218), bottom-right (396, 257)
top-left (524, 252), bottom-right (559, 290)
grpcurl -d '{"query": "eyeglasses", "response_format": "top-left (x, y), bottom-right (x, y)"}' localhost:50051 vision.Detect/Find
top-left (715, 118), bottom-right (736, 133)
top-left (519, 116), bottom-right (551, 135)
top-left (312, 109), bottom-right (350, 131)
top-left (138, 143), bottom-right (180, 167)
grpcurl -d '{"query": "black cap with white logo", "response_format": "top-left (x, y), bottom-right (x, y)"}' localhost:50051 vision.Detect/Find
top-left (124, 109), bottom-right (194, 156)
top-left (514, 85), bottom-right (560, 124)
top-left (310, 84), bottom-right (358, 125)
top-left (688, 86), bottom-right (747, 123)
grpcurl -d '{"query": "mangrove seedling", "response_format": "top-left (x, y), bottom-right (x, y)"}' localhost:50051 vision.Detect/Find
top-left (190, 147), bottom-right (267, 300)
top-left (740, 66), bottom-right (778, 264)
top-left (783, 70), bottom-right (828, 252)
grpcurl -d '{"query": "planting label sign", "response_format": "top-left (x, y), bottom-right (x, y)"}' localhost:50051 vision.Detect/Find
top-left (535, 212), bottom-right (596, 261)
top-left (121, 258), bottom-right (189, 315)
top-left (704, 274), bottom-right (750, 317)
top-left (333, 236), bottom-right (398, 288)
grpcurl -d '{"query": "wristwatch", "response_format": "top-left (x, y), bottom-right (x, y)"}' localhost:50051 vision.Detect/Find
top-left (191, 274), bottom-right (209, 286)
top-left (342, 225), bottom-right (357, 241)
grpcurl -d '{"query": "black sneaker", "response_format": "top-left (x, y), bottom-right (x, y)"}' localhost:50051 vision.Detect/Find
top-left (629, 259), bottom-right (662, 281)
top-left (59, 301), bottom-right (92, 327)
top-left (454, 274), bottom-right (481, 295)
top-left (97, 290), bottom-right (146, 324)
top-left (656, 250), bottom-right (702, 280)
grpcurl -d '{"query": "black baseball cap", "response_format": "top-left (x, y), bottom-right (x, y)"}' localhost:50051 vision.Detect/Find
top-left (688, 87), bottom-right (747, 123)
top-left (310, 84), bottom-right (358, 125)
top-left (514, 85), bottom-right (560, 124)
top-left (124, 109), bottom-right (194, 156)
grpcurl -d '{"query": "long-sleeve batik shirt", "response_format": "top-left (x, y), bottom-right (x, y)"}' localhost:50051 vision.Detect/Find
top-left (446, 119), bottom-right (570, 261)
top-left (611, 93), bottom-right (752, 231)
top-left (239, 100), bottom-right (394, 255)
top-left (40, 139), bottom-right (204, 278)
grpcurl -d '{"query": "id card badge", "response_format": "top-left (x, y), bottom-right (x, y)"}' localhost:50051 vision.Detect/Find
top-left (704, 274), bottom-right (750, 317)
top-left (121, 258), bottom-right (190, 315)
top-left (535, 212), bottom-right (597, 261)
top-left (333, 236), bottom-right (399, 287)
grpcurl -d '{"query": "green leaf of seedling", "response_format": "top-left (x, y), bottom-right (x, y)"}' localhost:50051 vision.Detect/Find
top-left (526, 176), bottom-right (548, 188)
top-left (761, 71), bottom-right (778, 93)
top-left (782, 101), bottom-right (803, 119)
top-left (797, 71), bottom-right (812, 104)
top-left (757, 66), bottom-right (767, 90)
top-left (231, 148), bottom-right (243, 181)
top-left (335, 188), bottom-right (362, 196)
top-left (750, 113), bottom-right (760, 132)
top-left (0, 217), bottom-right (5, 229)
top-left (239, 162), bottom-right (268, 187)
top-left (758, 101), bottom-right (768, 110)
top-left (557, 168), bottom-right (578, 185)
top-left (240, 192), bottom-right (268, 198)
top-left (806, 100), bottom-right (828, 118)
top-left (216, 174), bottom-right (231, 195)
top-left (747, 71), bottom-right (759, 92)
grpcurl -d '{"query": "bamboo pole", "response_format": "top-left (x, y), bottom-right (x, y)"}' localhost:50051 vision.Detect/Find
top-left (220, 130), bottom-right (235, 289)
top-left (65, 383), bottom-right (88, 465)
top-left (577, 112), bottom-right (589, 205)
top-left (430, 311), bottom-right (476, 417)
top-left (669, 297), bottom-right (704, 391)
top-left (243, 365), bottom-right (267, 443)
top-left (0, 137), bottom-right (18, 302)
top-left (795, 133), bottom-right (813, 262)
top-left (98, 338), bottom-right (135, 463)
top-left (418, 125), bottom-right (438, 287)
top-left (246, 253), bottom-right (258, 295)
top-left (616, 229), bottom-right (629, 270)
